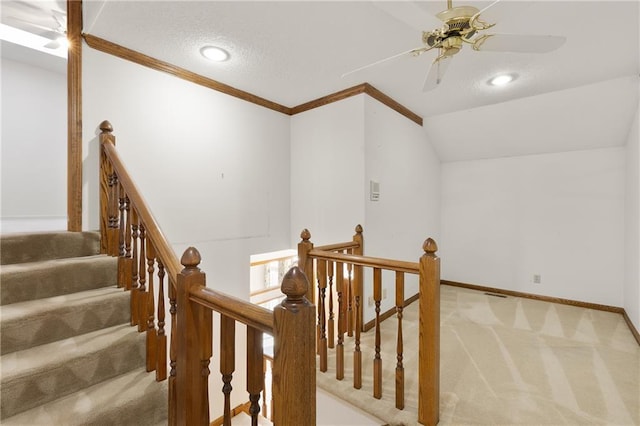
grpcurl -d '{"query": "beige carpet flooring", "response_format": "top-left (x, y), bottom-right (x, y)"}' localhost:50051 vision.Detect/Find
top-left (316, 285), bottom-right (640, 425)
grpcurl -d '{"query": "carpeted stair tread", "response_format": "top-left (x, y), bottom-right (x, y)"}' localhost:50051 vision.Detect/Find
top-left (1, 369), bottom-right (168, 426)
top-left (1, 286), bottom-right (130, 355)
top-left (1, 324), bottom-right (146, 419)
top-left (1, 254), bottom-right (118, 305)
top-left (0, 231), bottom-right (100, 265)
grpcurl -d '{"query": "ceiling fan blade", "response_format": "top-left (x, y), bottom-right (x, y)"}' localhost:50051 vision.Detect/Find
top-left (342, 46), bottom-right (426, 78)
top-left (473, 34), bottom-right (566, 53)
top-left (423, 53), bottom-right (452, 92)
top-left (372, 1), bottom-right (442, 34)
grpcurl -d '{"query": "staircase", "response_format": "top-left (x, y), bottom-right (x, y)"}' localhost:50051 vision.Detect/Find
top-left (0, 231), bottom-right (167, 425)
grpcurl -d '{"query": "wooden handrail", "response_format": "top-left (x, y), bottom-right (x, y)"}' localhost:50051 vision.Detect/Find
top-left (308, 249), bottom-right (419, 274)
top-left (190, 287), bottom-right (274, 334)
top-left (99, 121), bottom-right (182, 280)
top-left (313, 241), bottom-right (360, 252)
top-left (99, 121), bottom-right (316, 426)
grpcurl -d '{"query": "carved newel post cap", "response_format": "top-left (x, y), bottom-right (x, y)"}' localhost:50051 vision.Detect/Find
top-left (355, 224), bottom-right (363, 234)
top-left (300, 228), bottom-right (311, 242)
top-left (99, 120), bottom-right (113, 133)
top-left (181, 246), bottom-right (202, 269)
top-left (281, 266), bottom-right (309, 301)
top-left (423, 238), bottom-right (438, 254)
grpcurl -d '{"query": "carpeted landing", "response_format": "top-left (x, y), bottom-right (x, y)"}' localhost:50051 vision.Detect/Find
top-left (0, 231), bottom-right (167, 425)
top-left (317, 285), bottom-right (640, 425)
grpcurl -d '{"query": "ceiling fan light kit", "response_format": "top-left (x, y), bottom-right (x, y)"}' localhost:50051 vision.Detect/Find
top-left (346, 0), bottom-right (565, 92)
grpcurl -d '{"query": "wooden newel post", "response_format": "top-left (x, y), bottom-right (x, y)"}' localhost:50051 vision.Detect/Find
top-left (98, 120), bottom-right (116, 255)
top-left (272, 266), bottom-right (316, 426)
top-left (297, 229), bottom-right (314, 303)
top-left (176, 247), bottom-right (212, 426)
top-left (418, 238), bottom-right (440, 426)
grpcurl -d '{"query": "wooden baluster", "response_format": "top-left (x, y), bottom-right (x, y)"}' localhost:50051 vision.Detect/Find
top-left (247, 327), bottom-right (263, 426)
top-left (327, 261), bottom-right (335, 349)
top-left (346, 260), bottom-right (354, 337)
top-left (156, 259), bottom-right (167, 381)
top-left (418, 238), bottom-right (440, 426)
top-left (272, 266), bottom-right (315, 426)
top-left (317, 259), bottom-right (328, 372)
top-left (117, 184), bottom-right (126, 288)
top-left (373, 268), bottom-right (382, 399)
top-left (261, 356), bottom-right (267, 419)
top-left (297, 229), bottom-right (315, 303)
top-left (137, 223), bottom-right (147, 332)
top-left (123, 195), bottom-right (133, 290)
top-left (168, 278), bottom-right (177, 425)
top-left (145, 241), bottom-right (157, 372)
top-left (353, 225), bottom-right (364, 390)
top-left (336, 260), bottom-right (345, 380)
top-left (176, 247), bottom-right (211, 426)
top-left (220, 315), bottom-right (235, 426)
top-left (395, 271), bottom-right (405, 410)
top-left (107, 170), bottom-right (119, 256)
top-left (130, 209), bottom-right (140, 326)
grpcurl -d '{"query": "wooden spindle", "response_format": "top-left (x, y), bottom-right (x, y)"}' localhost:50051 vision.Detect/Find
top-left (346, 261), bottom-right (354, 337)
top-left (117, 184), bottom-right (126, 287)
top-left (107, 170), bottom-right (119, 256)
top-left (317, 259), bottom-right (328, 372)
top-left (176, 247), bottom-right (210, 426)
top-left (336, 260), bottom-right (345, 380)
top-left (145, 241), bottom-right (157, 372)
top-left (156, 259), bottom-right (167, 381)
top-left (130, 209), bottom-right (140, 326)
top-left (168, 278), bottom-right (177, 425)
top-left (137, 223), bottom-right (147, 332)
top-left (373, 267), bottom-right (382, 399)
top-left (395, 271), bottom-right (405, 410)
top-left (327, 261), bottom-right (335, 349)
top-left (418, 238), bottom-right (440, 426)
top-left (246, 327), bottom-right (263, 426)
top-left (220, 315), bottom-right (235, 426)
top-left (272, 266), bottom-right (316, 426)
top-left (123, 195), bottom-right (133, 290)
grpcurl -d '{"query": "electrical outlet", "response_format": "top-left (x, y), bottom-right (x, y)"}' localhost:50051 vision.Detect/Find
top-left (383, 289), bottom-right (387, 299)
top-left (533, 274), bottom-right (541, 284)
top-left (368, 296), bottom-right (374, 306)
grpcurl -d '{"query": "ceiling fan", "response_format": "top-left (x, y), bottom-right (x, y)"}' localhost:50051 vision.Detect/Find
top-left (344, 0), bottom-right (566, 91)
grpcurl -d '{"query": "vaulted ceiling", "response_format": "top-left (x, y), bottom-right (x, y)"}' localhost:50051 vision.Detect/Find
top-left (3, 1), bottom-right (639, 161)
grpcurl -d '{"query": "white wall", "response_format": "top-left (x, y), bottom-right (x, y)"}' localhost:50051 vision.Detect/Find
top-left (441, 148), bottom-right (626, 307)
top-left (290, 95), bottom-right (366, 246)
top-left (291, 95), bottom-right (441, 321)
top-left (82, 45), bottom-right (291, 300)
top-left (1, 57), bottom-right (67, 232)
top-left (624, 94), bottom-right (640, 330)
top-left (363, 97), bottom-right (441, 319)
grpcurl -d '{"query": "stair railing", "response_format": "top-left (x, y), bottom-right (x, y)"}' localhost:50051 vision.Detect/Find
top-left (298, 225), bottom-right (440, 426)
top-left (98, 121), bottom-right (316, 425)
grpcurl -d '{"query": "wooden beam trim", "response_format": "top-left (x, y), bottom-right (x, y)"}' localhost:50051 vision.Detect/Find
top-left (67, 0), bottom-right (83, 231)
top-left (289, 83), bottom-right (367, 115)
top-left (363, 83), bottom-right (423, 126)
top-left (83, 34), bottom-right (292, 115)
top-left (83, 34), bottom-right (423, 127)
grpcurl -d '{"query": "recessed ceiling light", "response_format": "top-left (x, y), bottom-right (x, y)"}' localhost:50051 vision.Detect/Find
top-left (200, 46), bottom-right (230, 62)
top-left (488, 73), bottom-right (517, 86)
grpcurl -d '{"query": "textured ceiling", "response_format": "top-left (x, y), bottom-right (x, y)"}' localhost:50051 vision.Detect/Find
top-left (3, 1), bottom-right (639, 162)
